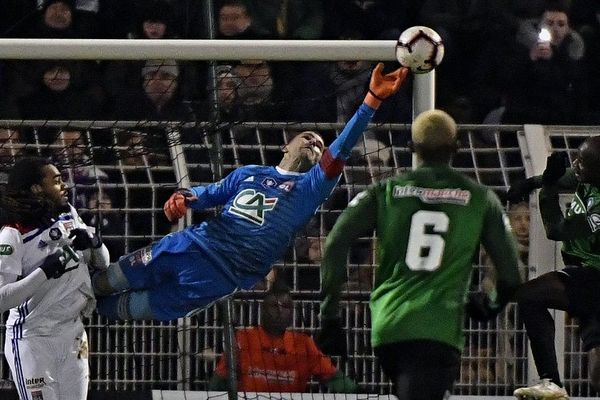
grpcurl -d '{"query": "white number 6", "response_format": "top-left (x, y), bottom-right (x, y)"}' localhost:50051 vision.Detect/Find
top-left (405, 210), bottom-right (449, 271)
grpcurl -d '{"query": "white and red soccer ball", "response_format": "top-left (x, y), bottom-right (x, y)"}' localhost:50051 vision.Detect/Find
top-left (395, 26), bottom-right (445, 74)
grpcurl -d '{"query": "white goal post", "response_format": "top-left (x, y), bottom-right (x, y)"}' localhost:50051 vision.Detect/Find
top-left (0, 39), bottom-right (395, 61)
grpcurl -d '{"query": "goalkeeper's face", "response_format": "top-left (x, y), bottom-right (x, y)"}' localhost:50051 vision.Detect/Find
top-left (36, 164), bottom-right (69, 209)
top-left (283, 131), bottom-right (325, 172)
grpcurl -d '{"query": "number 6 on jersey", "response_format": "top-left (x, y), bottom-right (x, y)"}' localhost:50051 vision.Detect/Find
top-left (405, 210), bottom-right (449, 271)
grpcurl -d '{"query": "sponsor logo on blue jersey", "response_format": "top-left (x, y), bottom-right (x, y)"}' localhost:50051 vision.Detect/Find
top-left (230, 189), bottom-right (278, 225)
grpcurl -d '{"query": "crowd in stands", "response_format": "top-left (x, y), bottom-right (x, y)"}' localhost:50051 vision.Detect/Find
top-left (0, 0), bottom-right (598, 125)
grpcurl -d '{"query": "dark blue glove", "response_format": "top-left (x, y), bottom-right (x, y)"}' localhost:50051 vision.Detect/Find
top-left (465, 291), bottom-right (501, 322)
top-left (69, 228), bottom-right (102, 251)
top-left (507, 177), bottom-right (539, 203)
top-left (40, 250), bottom-right (67, 279)
top-left (542, 152), bottom-right (569, 185)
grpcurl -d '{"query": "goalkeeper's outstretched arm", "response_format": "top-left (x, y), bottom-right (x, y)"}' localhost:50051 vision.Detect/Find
top-left (321, 64), bottom-right (408, 180)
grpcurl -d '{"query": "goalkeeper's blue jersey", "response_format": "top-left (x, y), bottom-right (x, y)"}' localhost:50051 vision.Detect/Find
top-left (181, 103), bottom-right (375, 289)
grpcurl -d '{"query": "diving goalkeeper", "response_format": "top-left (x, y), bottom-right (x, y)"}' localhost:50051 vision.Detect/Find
top-left (93, 63), bottom-right (408, 321)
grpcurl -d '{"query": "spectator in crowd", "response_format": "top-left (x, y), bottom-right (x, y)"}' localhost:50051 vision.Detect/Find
top-left (0, 157), bottom-right (109, 400)
top-left (0, 128), bottom-right (23, 167)
top-left (130, 0), bottom-right (207, 39)
top-left (108, 59), bottom-right (196, 121)
top-left (508, 201), bottom-right (530, 265)
top-left (319, 109), bottom-right (522, 400)
top-left (7, 0), bottom-right (101, 39)
top-left (501, 1), bottom-right (590, 124)
top-left (231, 59), bottom-right (284, 121)
top-left (24, 0), bottom-right (82, 38)
top-left (118, 130), bottom-right (171, 168)
top-left (51, 129), bottom-right (108, 183)
top-left (508, 142), bottom-right (600, 398)
top-left (17, 60), bottom-right (102, 120)
top-left (91, 63), bottom-right (408, 321)
top-left (49, 129), bottom-right (109, 209)
top-left (0, 129), bottom-right (26, 185)
top-left (128, 0), bottom-right (178, 39)
top-left (209, 282), bottom-right (357, 392)
top-left (217, 0), bottom-right (271, 39)
top-left (215, 64), bottom-right (242, 122)
top-left (81, 190), bottom-right (125, 262)
top-left (103, 1), bottom-right (202, 109)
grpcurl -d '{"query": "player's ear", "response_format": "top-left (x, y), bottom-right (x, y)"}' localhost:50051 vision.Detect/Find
top-left (280, 144), bottom-right (289, 153)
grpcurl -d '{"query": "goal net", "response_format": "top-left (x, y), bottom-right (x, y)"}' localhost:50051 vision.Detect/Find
top-left (0, 38), bottom-right (595, 399)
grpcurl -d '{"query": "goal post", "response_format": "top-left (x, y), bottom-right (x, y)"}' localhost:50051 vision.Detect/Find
top-left (0, 39), bottom-right (396, 61)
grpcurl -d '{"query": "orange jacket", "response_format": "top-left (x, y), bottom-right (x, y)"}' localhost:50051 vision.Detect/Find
top-left (214, 326), bottom-right (338, 392)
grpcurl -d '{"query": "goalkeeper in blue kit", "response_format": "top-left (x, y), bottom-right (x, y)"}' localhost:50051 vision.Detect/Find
top-left (93, 63), bottom-right (408, 321)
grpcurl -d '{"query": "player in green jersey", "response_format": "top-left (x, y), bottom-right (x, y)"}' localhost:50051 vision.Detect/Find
top-left (509, 136), bottom-right (600, 400)
top-left (319, 109), bottom-right (522, 400)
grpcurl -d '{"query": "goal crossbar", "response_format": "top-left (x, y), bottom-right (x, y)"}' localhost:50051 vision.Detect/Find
top-left (0, 39), bottom-right (397, 61)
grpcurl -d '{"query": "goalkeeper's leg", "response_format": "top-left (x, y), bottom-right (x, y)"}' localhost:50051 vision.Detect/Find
top-left (92, 245), bottom-right (155, 296)
top-left (96, 290), bottom-right (154, 320)
top-left (96, 249), bottom-right (238, 320)
top-left (96, 278), bottom-right (235, 321)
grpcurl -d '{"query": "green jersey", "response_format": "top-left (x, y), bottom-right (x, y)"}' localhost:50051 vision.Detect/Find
top-left (540, 177), bottom-right (600, 269)
top-left (321, 164), bottom-right (521, 351)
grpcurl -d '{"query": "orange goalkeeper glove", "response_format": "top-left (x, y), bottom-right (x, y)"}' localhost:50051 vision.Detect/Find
top-left (365, 63), bottom-right (409, 108)
top-left (164, 189), bottom-right (198, 222)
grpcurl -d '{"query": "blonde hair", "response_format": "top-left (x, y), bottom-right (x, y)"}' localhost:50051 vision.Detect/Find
top-left (411, 109), bottom-right (457, 148)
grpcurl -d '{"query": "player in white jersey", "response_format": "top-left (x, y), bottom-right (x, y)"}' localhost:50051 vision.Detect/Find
top-left (0, 157), bottom-right (110, 400)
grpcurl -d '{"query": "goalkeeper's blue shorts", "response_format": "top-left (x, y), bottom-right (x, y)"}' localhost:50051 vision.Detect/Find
top-left (116, 232), bottom-right (239, 320)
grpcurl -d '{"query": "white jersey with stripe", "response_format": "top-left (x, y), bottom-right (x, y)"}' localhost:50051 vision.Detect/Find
top-left (0, 205), bottom-right (96, 338)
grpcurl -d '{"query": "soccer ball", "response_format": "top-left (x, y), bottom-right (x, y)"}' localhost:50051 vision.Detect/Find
top-left (395, 26), bottom-right (444, 74)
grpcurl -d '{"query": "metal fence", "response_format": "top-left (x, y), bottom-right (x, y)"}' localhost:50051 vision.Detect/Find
top-left (0, 122), bottom-right (597, 398)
